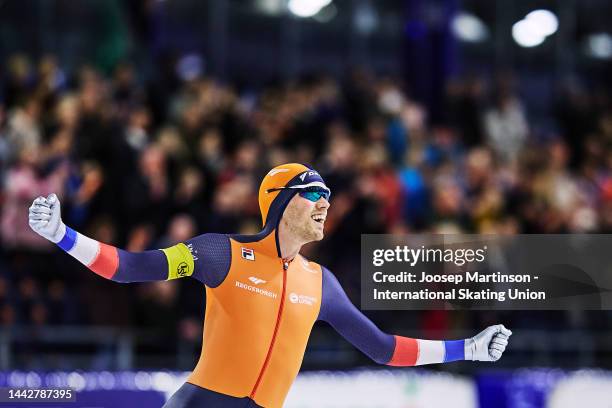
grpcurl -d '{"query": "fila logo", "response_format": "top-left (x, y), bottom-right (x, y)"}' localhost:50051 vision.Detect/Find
top-left (241, 247), bottom-right (255, 261)
top-left (289, 292), bottom-right (317, 306)
top-left (268, 168), bottom-right (290, 176)
top-left (299, 170), bottom-right (319, 181)
top-left (248, 276), bottom-right (266, 285)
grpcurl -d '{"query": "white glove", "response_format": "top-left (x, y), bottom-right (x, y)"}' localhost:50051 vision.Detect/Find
top-left (28, 193), bottom-right (66, 243)
top-left (465, 324), bottom-right (512, 362)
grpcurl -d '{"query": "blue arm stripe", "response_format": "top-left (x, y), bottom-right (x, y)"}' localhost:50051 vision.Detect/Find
top-left (443, 340), bottom-right (465, 362)
top-left (57, 226), bottom-right (77, 252)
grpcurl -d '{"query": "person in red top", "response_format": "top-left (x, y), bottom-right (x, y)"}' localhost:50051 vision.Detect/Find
top-left (29, 163), bottom-right (511, 407)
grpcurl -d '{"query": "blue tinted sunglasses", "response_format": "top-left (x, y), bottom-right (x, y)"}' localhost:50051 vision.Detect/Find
top-left (267, 186), bottom-right (331, 202)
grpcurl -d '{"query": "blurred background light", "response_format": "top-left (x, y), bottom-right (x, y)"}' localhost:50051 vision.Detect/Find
top-left (257, 0), bottom-right (284, 15)
top-left (288, 0), bottom-right (332, 18)
top-left (512, 9), bottom-right (558, 48)
top-left (525, 9), bottom-right (559, 37)
top-left (175, 54), bottom-right (204, 81)
top-left (451, 12), bottom-right (489, 43)
top-left (67, 372), bottom-right (86, 391)
top-left (586, 33), bottom-right (612, 59)
top-left (512, 18), bottom-right (546, 47)
top-left (354, 0), bottom-right (378, 34)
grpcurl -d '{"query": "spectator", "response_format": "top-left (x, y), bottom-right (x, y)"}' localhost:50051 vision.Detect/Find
top-left (483, 90), bottom-right (529, 163)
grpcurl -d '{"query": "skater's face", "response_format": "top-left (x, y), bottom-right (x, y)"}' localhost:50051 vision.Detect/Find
top-left (281, 192), bottom-right (330, 243)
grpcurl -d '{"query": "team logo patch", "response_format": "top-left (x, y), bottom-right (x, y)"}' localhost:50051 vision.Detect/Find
top-left (242, 247), bottom-right (255, 261)
top-left (289, 292), bottom-right (317, 306)
top-left (177, 262), bottom-right (190, 277)
top-left (248, 276), bottom-right (266, 285)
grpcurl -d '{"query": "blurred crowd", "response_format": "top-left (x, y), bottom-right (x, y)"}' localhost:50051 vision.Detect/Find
top-left (0, 52), bottom-right (611, 367)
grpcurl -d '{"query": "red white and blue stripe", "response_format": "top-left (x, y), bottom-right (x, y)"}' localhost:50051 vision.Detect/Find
top-left (388, 337), bottom-right (465, 366)
top-left (56, 226), bottom-right (119, 279)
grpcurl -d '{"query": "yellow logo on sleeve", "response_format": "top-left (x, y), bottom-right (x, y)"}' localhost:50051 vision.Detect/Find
top-left (162, 243), bottom-right (195, 280)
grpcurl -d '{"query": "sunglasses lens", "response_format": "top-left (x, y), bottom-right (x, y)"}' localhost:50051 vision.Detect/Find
top-left (299, 189), bottom-right (330, 202)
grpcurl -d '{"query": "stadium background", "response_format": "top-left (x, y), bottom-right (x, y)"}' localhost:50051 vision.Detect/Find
top-left (0, 0), bottom-right (611, 407)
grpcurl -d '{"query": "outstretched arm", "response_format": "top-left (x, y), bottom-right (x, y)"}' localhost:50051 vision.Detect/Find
top-left (317, 267), bottom-right (511, 365)
top-left (28, 194), bottom-right (230, 286)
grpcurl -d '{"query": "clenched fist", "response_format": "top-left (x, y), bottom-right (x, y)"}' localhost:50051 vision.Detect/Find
top-left (28, 193), bottom-right (66, 243)
top-left (465, 324), bottom-right (512, 362)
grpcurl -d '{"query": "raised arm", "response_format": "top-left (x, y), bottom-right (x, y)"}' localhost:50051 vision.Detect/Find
top-left (317, 267), bottom-right (511, 365)
top-left (28, 194), bottom-right (230, 286)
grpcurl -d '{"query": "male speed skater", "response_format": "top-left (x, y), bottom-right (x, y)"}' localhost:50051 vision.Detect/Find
top-left (29, 163), bottom-right (511, 408)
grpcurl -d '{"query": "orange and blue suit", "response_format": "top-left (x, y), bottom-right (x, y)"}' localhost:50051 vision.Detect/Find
top-left (53, 163), bottom-right (465, 407)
